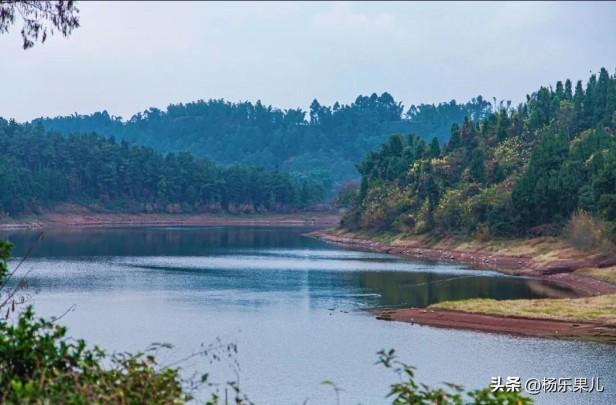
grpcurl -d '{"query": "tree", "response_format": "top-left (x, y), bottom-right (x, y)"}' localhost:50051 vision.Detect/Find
top-left (564, 79), bottom-right (573, 100)
top-left (593, 151), bottom-right (616, 220)
top-left (573, 80), bottom-right (585, 125)
top-left (447, 123), bottom-right (462, 150)
top-left (346, 68), bottom-right (616, 237)
top-left (0, 1), bottom-right (80, 49)
top-left (429, 137), bottom-right (440, 158)
top-left (38, 91), bottom-right (490, 190)
top-left (495, 109), bottom-right (510, 142)
top-left (0, 119), bottom-right (317, 216)
top-left (468, 148), bottom-right (486, 184)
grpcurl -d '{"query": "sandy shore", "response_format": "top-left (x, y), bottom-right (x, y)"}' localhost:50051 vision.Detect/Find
top-left (0, 212), bottom-right (341, 230)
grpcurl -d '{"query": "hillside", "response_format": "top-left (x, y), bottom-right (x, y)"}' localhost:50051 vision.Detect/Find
top-left (343, 68), bottom-right (616, 242)
top-left (33, 94), bottom-right (492, 191)
top-left (0, 120), bottom-right (323, 216)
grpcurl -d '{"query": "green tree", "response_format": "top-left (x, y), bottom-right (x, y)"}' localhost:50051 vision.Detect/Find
top-left (468, 148), bottom-right (487, 184)
top-left (429, 137), bottom-right (441, 158)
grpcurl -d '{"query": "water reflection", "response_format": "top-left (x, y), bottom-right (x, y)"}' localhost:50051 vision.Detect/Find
top-left (1, 226), bottom-right (611, 405)
top-left (4, 227), bottom-right (576, 310)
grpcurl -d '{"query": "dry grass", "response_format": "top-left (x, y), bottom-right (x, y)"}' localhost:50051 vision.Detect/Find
top-left (396, 233), bottom-right (585, 261)
top-left (431, 294), bottom-right (616, 324)
top-left (576, 266), bottom-right (616, 284)
top-left (564, 210), bottom-right (614, 253)
top-left (337, 229), bottom-right (616, 277)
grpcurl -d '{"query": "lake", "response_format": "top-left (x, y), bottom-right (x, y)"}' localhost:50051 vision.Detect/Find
top-left (2, 226), bottom-right (615, 404)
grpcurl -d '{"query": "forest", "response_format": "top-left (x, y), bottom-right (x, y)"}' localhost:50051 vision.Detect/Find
top-left (344, 68), bottom-right (616, 239)
top-left (33, 94), bottom-right (493, 191)
top-left (0, 119), bottom-right (325, 216)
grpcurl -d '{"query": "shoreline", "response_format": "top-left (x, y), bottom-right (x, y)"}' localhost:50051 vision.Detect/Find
top-left (374, 307), bottom-right (616, 342)
top-left (310, 230), bottom-right (616, 296)
top-left (4, 217), bottom-right (615, 342)
top-left (310, 229), bottom-right (616, 342)
top-left (0, 212), bottom-right (341, 230)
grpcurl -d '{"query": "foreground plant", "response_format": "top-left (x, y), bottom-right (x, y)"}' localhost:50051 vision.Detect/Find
top-left (0, 241), bottom-right (192, 403)
top-left (0, 240), bottom-right (248, 404)
top-left (377, 349), bottom-right (532, 405)
top-left (0, 308), bottom-right (190, 404)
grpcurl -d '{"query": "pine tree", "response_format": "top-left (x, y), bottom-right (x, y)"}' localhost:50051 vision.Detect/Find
top-left (564, 79), bottom-right (573, 100)
top-left (573, 80), bottom-right (585, 127)
top-left (594, 67), bottom-right (610, 126)
top-left (429, 137), bottom-right (441, 158)
top-left (496, 109), bottom-right (510, 142)
top-left (583, 74), bottom-right (597, 128)
top-left (447, 123), bottom-right (462, 150)
top-left (468, 148), bottom-right (486, 184)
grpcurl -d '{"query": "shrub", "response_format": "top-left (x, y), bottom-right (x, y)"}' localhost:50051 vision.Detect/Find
top-left (359, 184), bottom-right (413, 231)
top-left (377, 349), bottom-right (532, 405)
top-left (433, 189), bottom-right (466, 232)
top-left (475, 223), bottom-right (491, 242)
top-left (0, 308), bottom-right (191, 404)
top-left (564, 211), bottom-right (614, 252)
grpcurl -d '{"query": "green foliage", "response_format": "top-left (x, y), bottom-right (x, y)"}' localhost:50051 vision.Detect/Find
top-left (343, 69), bottom-right (616, 238)
top-left (346, 68), bottom-right (616, 238)
top-left (0, 308), bottom-right (190, 404)
top-left (0, 120), bottom-right (324, 215)
top-left (333, 180), bottom-right (360, 208)
top-left (593, 148), bottom-right (616, 221)
top-left (377, 349), bottom-right (532, 405)
top-left (0, 240), bottom-right (10, 282)
top-left (429, 137), bottom-right (441, 158)
top-left (468, 148), bottom-right (487, 184)
top-left (33, 95), bottom-right (492, 190)
top-left (406, 97), bottom-right (493, 144)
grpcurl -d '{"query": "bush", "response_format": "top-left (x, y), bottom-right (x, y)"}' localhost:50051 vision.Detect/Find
top-left (377, 349), bottom-right (532, 405)
top-left (358, 184), bottom-right (413, 231)
top-left (564, 211), bottom-right (614, 252)
top-left (433, 189), bottom-right (466, 233)
top-left (0, 308), bottom-right (190, 404)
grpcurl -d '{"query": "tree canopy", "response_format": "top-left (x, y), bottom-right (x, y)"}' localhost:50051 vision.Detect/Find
top-left (0, 119), bottom-right (324, 216)
top-left (344, 68), bottom-right (616, 239)
top-left (34, 94), bottom-right (493, 193)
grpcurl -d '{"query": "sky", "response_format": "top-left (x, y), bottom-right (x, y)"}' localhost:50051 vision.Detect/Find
top-left (2, 1), bottom-right (616, 122)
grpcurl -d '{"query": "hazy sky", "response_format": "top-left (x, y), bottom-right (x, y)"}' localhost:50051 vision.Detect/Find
top-left (2, 1), bottom-right (616, 122)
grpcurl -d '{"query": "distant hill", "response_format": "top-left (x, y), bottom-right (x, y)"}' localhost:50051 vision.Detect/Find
top-left (33, 94), bottom-right (492, 193)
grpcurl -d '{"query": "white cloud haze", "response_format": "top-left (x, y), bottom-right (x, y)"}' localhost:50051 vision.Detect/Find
top-left (1, 1), bottom-right (615, 121)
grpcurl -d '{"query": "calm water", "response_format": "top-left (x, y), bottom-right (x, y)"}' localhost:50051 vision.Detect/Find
top-left (2, 226), bottom-right (615, 404)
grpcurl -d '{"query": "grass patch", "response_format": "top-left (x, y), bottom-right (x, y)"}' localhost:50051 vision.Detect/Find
top-left (431, 294), bottom-right (616, 324)
top-left (576, 266), bottom-right (616, 284)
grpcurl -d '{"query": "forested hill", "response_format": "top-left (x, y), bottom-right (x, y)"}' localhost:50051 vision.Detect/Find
top-left (33, 94), bottom-right (492, 191)
top-left (0, 120), bottom-right (324, 216)
top-left (344, 68), bottom-right (616, 240)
